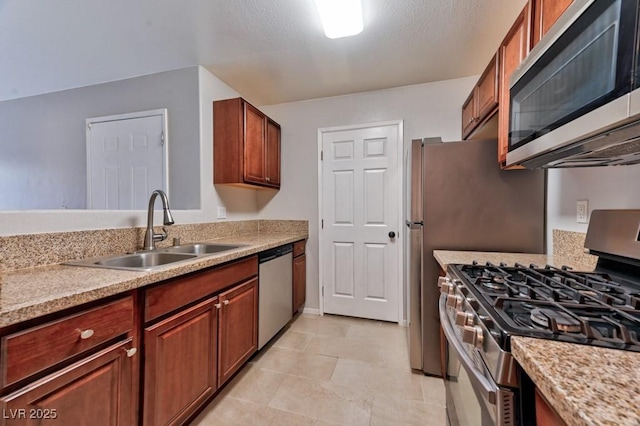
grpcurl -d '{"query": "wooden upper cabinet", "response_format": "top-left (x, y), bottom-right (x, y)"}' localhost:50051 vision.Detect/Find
top-left (476, 53), bottom-right (500, 121)
top-left (498, 4), bottom-right (531, 164)
top-left (265, 118), bottom-right (281, 187)
top-left (461, 52), bottom-right (499, 139)
top-left (531, 0), bottom-right (573, 49)
top-left (213, 97), bottom-right (281, 189)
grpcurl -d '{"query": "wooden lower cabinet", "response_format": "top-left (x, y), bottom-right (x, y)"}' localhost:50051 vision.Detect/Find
top-left (218, 278), bottom-right (258, 386)
top-left (535, 389), bottom-right (566, 426)
top-left (143, 299), bottom-right (219, 426)
top-left (293, 253), bottom-right (306, 314)
top-left (0, 339), bottom-right (135, 426)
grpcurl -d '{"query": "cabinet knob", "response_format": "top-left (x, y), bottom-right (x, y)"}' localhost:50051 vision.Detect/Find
top-left (123, 347), bottom-right (137, 358)
top-left (468, 118), bottom-right (474, 123)
top-left (265, 177), bottom-right (271, 182)
top-left (79, 329), bottom-right (94, 339)
top-left (215, 303), bottom-right (222, 309)
top-left (223, 300), bottom-right (230, 306)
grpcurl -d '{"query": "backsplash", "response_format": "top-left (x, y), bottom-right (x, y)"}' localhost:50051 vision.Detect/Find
top-left (0, 220), bottom-right (307, 271)
top-left (552, 229), bottom-right (598, 270)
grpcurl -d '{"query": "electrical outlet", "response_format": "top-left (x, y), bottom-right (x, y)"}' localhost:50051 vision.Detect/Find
top-left (217, 206), bottom-right (227, 219)
top-left (576, 200), bottom-right (588, 223)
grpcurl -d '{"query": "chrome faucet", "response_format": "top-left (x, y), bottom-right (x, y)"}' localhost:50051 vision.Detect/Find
top-left (143, 189), bottom-right (175, 251)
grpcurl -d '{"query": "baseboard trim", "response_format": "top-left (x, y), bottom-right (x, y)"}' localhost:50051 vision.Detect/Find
top-left (302, 307), bottom-right (321, 315)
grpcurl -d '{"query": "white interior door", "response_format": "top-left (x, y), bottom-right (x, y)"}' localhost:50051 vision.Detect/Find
top-left (321, 122), bottom-right (402, 322)
top-left (86, 110), bottom-right (167, 209)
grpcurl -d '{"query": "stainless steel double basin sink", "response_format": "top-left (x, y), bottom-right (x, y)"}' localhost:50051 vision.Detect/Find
top-left (66, 243), bottom-right (245, 271)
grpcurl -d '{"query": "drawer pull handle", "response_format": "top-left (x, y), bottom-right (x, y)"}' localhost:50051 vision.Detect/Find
top-left (215, 303), bottom-right (222, 309)
top-left (79, 329), bottom-right (94, 339)
top-left (223, 300), bottom-right (230, 306)
top-left (123, 347), bottom-right (137, 358)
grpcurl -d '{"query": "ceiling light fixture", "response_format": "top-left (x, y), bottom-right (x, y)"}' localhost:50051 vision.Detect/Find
top-left (314, 0), bottom-right (363, 39)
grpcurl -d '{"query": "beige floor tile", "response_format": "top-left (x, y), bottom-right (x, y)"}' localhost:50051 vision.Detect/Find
top-left (370, 396), bottom-right (448, 426)
top-left (345, 321), bottom-right (405, 342)
top-left (377, 338), bottom-right (411, 370)
top-left (192, 396), bottom-right (317, 426)
top-left (306, 335), bottom-right (380, 363)
top-left (269, 374), bottom-right (372, 426)
top-left (289, 316), bottom-right (350, 337)
top-left (421, 375), bottom-right (447, 407)
top-left (224, 364), bottom-right (286, 405)
top-left (272, 329), bottom-right (313, 351)
top-left (254, 346), bottom-right (338, 381)
top-left (330, 358), bottom-right (425, 401)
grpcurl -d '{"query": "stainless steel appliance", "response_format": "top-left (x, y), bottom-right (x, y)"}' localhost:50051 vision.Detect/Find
top-left (406, 138), bottom-right (546, 375)
top-left (507, 0), bottom-right (640, 168)
top-left (440, 209), bottom-right (640, 425)
top-left (258, 244), bottom-right (293, 349)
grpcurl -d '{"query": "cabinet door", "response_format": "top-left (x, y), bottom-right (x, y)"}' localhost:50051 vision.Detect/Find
top-left (243, 102), bottom-right (266, 185)
top-left (531, 0), bottom-right (573, 48)
top-left (461, 91), bottom-right (477, 139)
top-left (535, 389), bottom-right (566, 426)
top-left (218, 278), bottom-right (258, 386)
top-left (498, 5), bottom-right (530, 164)
top-left (265, 118), bottom-right (281, 188)
top-left (0, 340), bottom-right (135, 426)
top-left (293, 254), bottom-right (306, 314)
top-left (143, 299), bottom-right (218, 426)
top-left (475, 52), bottom-right (500, 123)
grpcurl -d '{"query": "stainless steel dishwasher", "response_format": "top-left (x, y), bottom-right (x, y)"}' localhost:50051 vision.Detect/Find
top-left (258, 244), bottom-right (293, 349)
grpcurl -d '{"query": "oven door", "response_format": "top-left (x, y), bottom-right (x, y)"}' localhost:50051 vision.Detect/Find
top-left (439, 295), bottom-right (516, 426)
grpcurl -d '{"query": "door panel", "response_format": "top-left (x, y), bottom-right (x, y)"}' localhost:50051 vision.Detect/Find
top-left (87, 113), bottom-right (165, 210)
top-left (243, 103), bottom-right (265, 184)
top-left (322, 123), bottom-right (400, 322)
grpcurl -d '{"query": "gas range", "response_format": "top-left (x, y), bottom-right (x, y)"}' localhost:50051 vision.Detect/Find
top-left (447, 261), bottom-right (640, 353)
top-left (440, 210), bottom-right (640, 426)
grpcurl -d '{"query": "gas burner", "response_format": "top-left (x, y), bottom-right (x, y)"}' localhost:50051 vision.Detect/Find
top-left (481, 276), bottom-right (507, 291)
top-left (530, 308), bottom-right (582, 333)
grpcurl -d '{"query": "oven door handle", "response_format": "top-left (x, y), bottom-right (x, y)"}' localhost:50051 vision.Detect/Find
top-left (439, 295), bottom-right (497, 405)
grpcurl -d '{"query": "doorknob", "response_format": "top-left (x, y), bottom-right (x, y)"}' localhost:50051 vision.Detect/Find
top-left (388, 231), bottom-right (396, 239)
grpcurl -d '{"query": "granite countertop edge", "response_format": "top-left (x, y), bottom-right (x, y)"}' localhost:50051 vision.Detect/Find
top-left (433, 249), bottom-right (640, 426)
top-left (0, 232), bottom-right (307, 328)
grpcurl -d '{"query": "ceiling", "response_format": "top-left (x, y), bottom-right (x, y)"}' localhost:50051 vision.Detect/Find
top-left (0, 0), bottom-right (527, 105)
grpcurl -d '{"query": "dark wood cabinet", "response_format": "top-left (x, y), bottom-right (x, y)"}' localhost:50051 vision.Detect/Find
top-left (218, 278), bottom-right (258, 386)
top-left (0, 339), bottom-right (135, 426)
top-left (213, 97), bottom-right (281, 189)
top-left (292, 240), bottom-right (307, 314)
top-left (531, 0), bottom-right (573, 49)
top-left (498, 5), bottom-right (531, 165)
top-left (143, 299), bottom-right (218, 426)
top-left (535, 388), bottom-right (567, 426)
top-left (461, 52), bottom-right (499, 139)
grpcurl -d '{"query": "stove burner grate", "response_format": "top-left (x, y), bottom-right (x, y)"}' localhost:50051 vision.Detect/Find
top-left (530, 308), bottom-right (582, 333)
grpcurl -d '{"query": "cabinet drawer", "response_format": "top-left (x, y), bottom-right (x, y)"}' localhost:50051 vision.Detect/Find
top-left (145, 256), bottom-right (258, 322)
top-left (1, 296), bottom-right (134, 387)
top-left (293, 240), bottom-right (306, 257)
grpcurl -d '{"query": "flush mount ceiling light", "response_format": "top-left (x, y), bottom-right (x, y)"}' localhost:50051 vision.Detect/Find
top-left (314, 0), bottom-right (363, 39)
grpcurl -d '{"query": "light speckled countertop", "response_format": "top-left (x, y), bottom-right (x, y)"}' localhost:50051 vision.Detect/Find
top-left (0, 232), bottom-right (307, 328)
top-left (434, 250), bottom-right (640, 426)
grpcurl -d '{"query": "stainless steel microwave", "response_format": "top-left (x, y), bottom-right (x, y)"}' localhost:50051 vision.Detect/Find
top-left (507, 0), bottom-right (640, 168)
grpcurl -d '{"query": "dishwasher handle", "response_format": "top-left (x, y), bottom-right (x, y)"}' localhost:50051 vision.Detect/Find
top-left (259, 244), bottom-right (293, 263)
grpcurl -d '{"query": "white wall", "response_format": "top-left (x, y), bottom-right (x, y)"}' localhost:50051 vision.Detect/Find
top-left (546, 165), bottom-right (640, 252)
top-left (0, 67), bottom-right (259, 235)
top-left (260, 76), bottom-right (478, 311)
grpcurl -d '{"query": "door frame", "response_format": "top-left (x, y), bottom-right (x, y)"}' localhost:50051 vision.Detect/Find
top-left (85, 109), bottom-right (169, 209)
top-left (317, 120), bottom-right (404, 325)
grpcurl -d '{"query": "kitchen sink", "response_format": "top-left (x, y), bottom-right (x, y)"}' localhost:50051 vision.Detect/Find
top-left (67, 252), bottom-right (198, 271)
top-left (65, 242), bottom-right (245, 271)
top-left (162, 243), bottom-right (244, 255)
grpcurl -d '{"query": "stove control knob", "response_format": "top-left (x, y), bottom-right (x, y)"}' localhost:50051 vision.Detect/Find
top-left (462, 325), bottom-right (484, 348)
top-left (438, 277), bottom-right (451, 294)
top-left (455, 312), bottom-right (474, 327)
top-left (446, 294), bottom-right (462, 310)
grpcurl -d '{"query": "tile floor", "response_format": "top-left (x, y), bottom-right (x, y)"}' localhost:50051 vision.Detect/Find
top-left (192, 313), bottom-right (446, 425)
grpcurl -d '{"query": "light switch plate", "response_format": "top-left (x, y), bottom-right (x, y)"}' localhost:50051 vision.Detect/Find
top-left (217, 206), bottom-right (227, 219)
top-left (576, 200), bottom-right (588, 223)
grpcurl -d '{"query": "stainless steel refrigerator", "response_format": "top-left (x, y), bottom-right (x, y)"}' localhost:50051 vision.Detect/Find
top-left (406, 138), bottom-right (546, 375)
